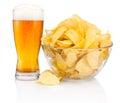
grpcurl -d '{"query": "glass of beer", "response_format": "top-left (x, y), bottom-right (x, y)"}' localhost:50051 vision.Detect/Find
top-left (13, 4), bottom-right (43, 80)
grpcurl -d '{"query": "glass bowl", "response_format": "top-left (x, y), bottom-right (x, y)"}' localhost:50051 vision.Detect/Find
top-left (42, 45), bottom-right (112, 80)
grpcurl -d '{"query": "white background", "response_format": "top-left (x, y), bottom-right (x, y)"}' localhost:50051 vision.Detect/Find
top-left (0, 0), bottom-right (119, 103)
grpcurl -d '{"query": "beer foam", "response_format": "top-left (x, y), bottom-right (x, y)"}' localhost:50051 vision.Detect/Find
top-left (13, 4), bottom-right (43, 20)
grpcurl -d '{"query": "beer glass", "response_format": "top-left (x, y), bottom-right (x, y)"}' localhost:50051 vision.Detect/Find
top-left (13, 4), bottom-right (43, 80)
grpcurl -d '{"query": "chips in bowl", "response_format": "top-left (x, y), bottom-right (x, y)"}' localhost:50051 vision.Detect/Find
top-left (38, 14), bottom-right (113, 85)
top-left (42, 14), bottom-right (112, 49)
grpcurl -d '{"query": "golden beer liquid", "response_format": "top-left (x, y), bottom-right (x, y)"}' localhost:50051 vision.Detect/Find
top-left (13, 20), bottom-right (43, 72)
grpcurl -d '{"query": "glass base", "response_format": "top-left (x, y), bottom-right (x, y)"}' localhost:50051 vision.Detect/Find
top-left (15, 71), bottom-right (39, 81)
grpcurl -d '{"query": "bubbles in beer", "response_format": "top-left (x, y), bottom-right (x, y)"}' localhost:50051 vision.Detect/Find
top-left (13, 4), bottom-right (43, 20)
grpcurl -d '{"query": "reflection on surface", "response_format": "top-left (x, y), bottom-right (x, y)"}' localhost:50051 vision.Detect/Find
top-left (15, 78), bottom-right (107, 103)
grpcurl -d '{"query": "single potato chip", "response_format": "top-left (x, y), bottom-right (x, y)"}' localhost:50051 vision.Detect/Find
top-left (50, 26), bottom-right (67, 46)
top-left (65, 29), bottom-right (82, 45)
top-left (55, 53), bottom-right (67, 74)
top-left (102, 48), bottom-right (109, 59)
top-left (99, 33), bottom-right (112, 47)
top-left (65, 49), bottom-right (79, 67)
top-left (75, 56), bottom-right (94, 79)
top-left (87, 23), bottom-right (101, 34)
top-left (99, 33), bottom-right (111, 41)
top-left (88, 40), bottom-right (99, 48)
top-left (56, 39), bottom-right (73, 48)
top-left (87, 51), bottom-right (103, 69)
top-left (59, 34), bottom-right (70, 40)
top-left (84, 29), bottom-right (99, 48)
top-left (100, 40), bottom-right (112, 47)
top-left (72, 15), bottom-right (87, 37)
top-left (72, 39), bottom-right (85, 49)
top-left (37, 70), bottom-right (62, 86)
top-left (58, 18), bottom-right (76, 29)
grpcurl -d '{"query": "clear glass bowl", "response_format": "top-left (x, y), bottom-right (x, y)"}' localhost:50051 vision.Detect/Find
top-left (42, 45), bottom-right (112, 80)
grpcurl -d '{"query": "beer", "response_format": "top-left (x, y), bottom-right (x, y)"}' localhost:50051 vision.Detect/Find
top-left (13, 4), bottom-right (43, 80)
top-left (13, 20), bottom-right (43, 72)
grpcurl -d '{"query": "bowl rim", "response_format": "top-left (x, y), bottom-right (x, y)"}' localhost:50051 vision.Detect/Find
top-left (42, 43), bottom-right (113, 50)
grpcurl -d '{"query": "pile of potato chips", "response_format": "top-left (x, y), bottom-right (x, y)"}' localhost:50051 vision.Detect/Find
top-left (42, 14), bottom-right (112, 49)
top-left (42, 14), bottom-right (112, 80)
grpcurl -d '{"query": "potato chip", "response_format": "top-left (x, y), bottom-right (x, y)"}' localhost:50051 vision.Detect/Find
top-left (50, 26), bottom-right (67, 46)
top-left (100, 39), bottom-right (112, 47)
top-left (99, 33), bottom-right (111, 41)
top-left (87, 23), bottom-right (101, 34)
top-left (102, 48), bottom-right (109, 59)
top-left (65, 49), bottom-right (79, 67)
top-left (75, 56), bottom-right (94, 79)
top-left (45, 29), bottom-right (56, 35)
top-left (42, 35), bottom-right (51, 46)
top-left (84, 29), bottom-right (99, 48)
top-left (58, 18), bottom-right (76, 29)
top-left (72, 15), bottom-right (87, 37)
top-left (72, 39), bottom-right (85, 49)
top-left (52, 60), bottom-right (65, 76)
top-left (37, 70), bottom-right (62, 86)
top-left (99, 33), bottom-right (112, 47)
top-left (59, 34), bottom-right (70, 40)
top-left (87, 51), bottom-right (103, 69)
top-left (88, 40), bottom-right (99, 48)
top-left (56, 39), bottom-right (73, 48)
top-left (42, 29), bottom-right (57, 46)
top-left (65, 29), bottom-right (82, 45)
top-left (55, 53), bottom-right (67, 74)
top-left (61, 49), bottom-right (75, 58)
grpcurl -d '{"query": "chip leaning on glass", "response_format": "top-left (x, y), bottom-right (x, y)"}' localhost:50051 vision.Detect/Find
top-left (37, 14), bottom-right (113, 85)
